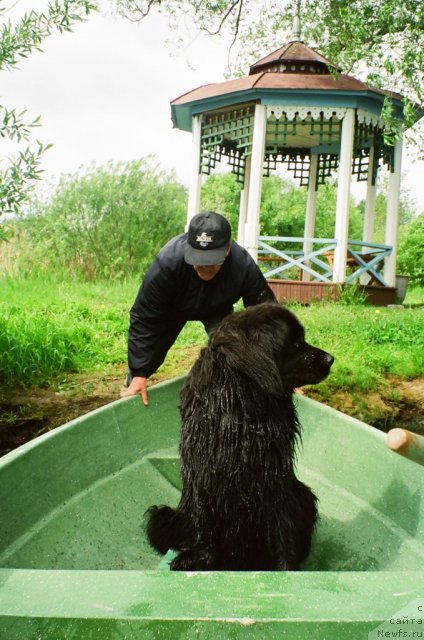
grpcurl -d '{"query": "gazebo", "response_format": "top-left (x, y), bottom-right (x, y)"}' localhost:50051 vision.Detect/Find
top-left (170, 40), bottom-right (420, 304)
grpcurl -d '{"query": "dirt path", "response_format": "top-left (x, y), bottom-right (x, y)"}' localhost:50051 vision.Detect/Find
top-left (1, 367), bottom-right (423, 458)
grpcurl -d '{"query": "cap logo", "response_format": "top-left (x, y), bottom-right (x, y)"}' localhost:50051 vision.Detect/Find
top-left (196, 232), bottom-right (213, 247)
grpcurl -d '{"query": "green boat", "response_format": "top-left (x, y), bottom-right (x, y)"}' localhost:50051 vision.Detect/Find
top-left (1, 375), bottom-right (423, 639)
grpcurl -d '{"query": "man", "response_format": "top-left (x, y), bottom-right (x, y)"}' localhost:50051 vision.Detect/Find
top-left (121, 211), bottom-right (276, 405)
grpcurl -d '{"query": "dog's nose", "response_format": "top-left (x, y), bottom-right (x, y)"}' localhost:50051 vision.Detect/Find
top-left (325, 353), bottom-right (335, 366)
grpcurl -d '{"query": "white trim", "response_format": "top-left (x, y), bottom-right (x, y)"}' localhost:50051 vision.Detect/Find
top-left (186, 115), bottom-right (203, 229)
top-left (384, 137), bottom-right (403, 287)
top-left (302, 154), bottom-right (319, 282)
top-left (360, 145), bottom-right (378, 285)
top-left (237, 155), bottom-right (251, 248)
top-left (356, 109), bottom-right (384, 128)
top-left (333, 109), bottom-right (356, 283)
top-left (266, 105), bottom-right (348, 120)
top-left (266, 105), bottom-right (385, 129)
top-left (245, 104), bottom-right (267, 262)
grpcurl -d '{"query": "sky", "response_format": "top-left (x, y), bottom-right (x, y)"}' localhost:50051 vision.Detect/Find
top-left (1, 0), bottom-right (423, 212)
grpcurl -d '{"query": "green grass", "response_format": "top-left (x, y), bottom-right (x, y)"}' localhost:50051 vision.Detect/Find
top-left (0, 275), bottom-right (423, 391)
top-left (0, 273), bottom-right (142, 306)
top-left (0, 275), bottom-right (206, 387)
top-left (404, 285), bottom-right (424, 305)
top-left (290, 302), bottom-right (424, 396)
top-left (0, 300), bottom-right (127, 386)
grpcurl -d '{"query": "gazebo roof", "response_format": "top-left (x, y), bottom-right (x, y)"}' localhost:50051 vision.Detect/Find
top-left (170, 40), bottom-right (405, 132)
top-left (248, 41), bottom-right (341, 75)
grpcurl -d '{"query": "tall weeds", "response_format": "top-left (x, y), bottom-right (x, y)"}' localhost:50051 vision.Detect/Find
top-left (0, 293), bottom-right (128, 387)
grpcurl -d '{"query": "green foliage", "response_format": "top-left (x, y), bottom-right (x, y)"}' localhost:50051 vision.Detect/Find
top-left (0, 1), bottom-right (96, 71)
top-left (261, 178), bottom-right (363, 239)
top-left (201, 173), bottom-right (363, 239)
top-left (13, 158), bottom-right (187, 280)
top-left (0, 299), bottom-right (127, 387)
top-left (0, 1), bottom-right (97, 218)
top-left (397, 214), bottom-right (424, 285)
top-left (337, 284), bottom-right (367, 306)
top-left (200, 172), bottom-right (241, 231)
top-left (0, 274), bottom-right (204, 388)
top-left (259, 176), bottom-right (306, 236)
top-left (404, 286), bottom-right (424, 306)
top-left (0, 140), bottom-right (53, 218)
top-left (363, 174), bottom-right (418, 245)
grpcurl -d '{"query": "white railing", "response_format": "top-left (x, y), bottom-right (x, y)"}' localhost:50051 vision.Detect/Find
top-left (258, 237), bottom-right (392, 286)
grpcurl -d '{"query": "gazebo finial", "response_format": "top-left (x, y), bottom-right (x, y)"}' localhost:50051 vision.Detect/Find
top-left (292, 0), bottom-right (302, 40)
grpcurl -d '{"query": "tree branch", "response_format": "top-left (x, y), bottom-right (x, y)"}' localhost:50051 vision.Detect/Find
top-left (202, 0), bottom-right (243, 36)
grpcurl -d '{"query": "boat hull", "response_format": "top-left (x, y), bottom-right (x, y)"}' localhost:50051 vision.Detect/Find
top-left (1, 376), bottom-right (423, 638)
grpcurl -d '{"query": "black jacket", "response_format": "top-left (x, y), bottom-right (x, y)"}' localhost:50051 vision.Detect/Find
top-left (128, 233), bottom-right (276, 378)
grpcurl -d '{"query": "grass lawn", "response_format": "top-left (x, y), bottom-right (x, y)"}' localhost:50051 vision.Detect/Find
top-left (1, 276), bottom-right (423, 391)
top-left (0, 277), bottom-right (423, 450)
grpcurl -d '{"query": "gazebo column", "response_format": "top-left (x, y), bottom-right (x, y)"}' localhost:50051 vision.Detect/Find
top-left (333, 109), bottom-right (355, 283)
top-left (237, 155), bottom-right (252, 248)
top-left (384, 136), bottom-right (403, 287)
top-left (360, 145), bottom-right (377, 284)
top-left (245, 104), bottom-right (267, 262)
top-left (186, 114), bottom-right (203, 228)
top-left (302, 153), bottom-right (319, 282)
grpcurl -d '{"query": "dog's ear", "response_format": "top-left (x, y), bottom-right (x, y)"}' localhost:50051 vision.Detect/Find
top-left (210, 330), bottom-right (283, 397)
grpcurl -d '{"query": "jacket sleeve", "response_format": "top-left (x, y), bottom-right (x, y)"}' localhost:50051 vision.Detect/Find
top-left (128, 260), bottom-right (183, 378)
top-left (241, 256), bottom-right (277, 307)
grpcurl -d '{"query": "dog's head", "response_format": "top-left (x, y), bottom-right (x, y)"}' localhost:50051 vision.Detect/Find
top-left (209, 303), bottom-right (334, 395)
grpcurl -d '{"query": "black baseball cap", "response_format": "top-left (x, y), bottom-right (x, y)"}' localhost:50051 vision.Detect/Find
top-left (184, 212), bottom-right (232, 266)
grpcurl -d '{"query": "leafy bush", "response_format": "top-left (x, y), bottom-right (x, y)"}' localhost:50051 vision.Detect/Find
top-left (13, 157), bottom-right (187, 280)
top-left (201, 173), bottom-right (363, 239)
top-left (200, 173), bottom-right (241, 232)
top-left (5, 164), bottom-right (423, 286)
top-left (396, 214), bottom-right (424, 286)
top-left (337, 283), bottom-right (367, 305)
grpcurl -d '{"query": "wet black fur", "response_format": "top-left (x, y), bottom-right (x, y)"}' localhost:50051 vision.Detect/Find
top-left (146, 303), bottom-right (334, 571)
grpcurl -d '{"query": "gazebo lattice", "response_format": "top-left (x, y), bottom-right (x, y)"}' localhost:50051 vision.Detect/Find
top-left (170, 40), bottom-right (423, 304)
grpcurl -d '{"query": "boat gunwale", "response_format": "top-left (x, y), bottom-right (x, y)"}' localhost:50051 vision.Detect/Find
top-left (0, 375), bottom-right (188, 469)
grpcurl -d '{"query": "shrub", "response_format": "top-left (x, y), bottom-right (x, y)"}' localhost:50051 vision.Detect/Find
top-left (12, 157), bottom-right (187, 280)
top-left (397, 214), bottom-right (424, 286)
top-left (201, 173), bottom-right (363, 239)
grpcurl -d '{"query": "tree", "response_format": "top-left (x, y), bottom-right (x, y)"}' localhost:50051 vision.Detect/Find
top-left (0, 0), bottom-right (97, 235)
top-left (200, 173), bottom-right (242, 232)
top-left (13, 158), bottom-right (187, 280)
top-left (116, 0), bottom-right (423, 145)
top-left (359, 175), bottom-right (418, 245)
top-left (397, 214), bottom-right (424, 285)
top-left (201, 172), bottom-right (363, 240)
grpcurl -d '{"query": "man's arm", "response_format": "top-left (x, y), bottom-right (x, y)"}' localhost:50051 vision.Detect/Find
top-left (122, 260), bottom-right (182, 404)
top-left (241, 256), bottom-right (277, 307)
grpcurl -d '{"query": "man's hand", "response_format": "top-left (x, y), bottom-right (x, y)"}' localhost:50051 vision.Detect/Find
top-left (120, 376), bottom-right (149, 406)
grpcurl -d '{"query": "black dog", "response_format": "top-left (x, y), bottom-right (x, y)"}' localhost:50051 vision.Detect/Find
top-left (146, 303), bottom-right (334, 571)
